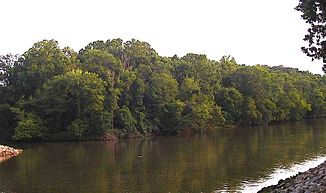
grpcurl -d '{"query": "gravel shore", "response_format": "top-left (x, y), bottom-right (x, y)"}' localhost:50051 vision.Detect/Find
top-left (258, 161), bottom-right (326, 193)
top-left (0, 145), bottom-right (23, 163)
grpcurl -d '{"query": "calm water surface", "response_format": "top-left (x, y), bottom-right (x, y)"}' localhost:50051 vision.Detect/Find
top-left (1, 119), bottom-right (326, 193)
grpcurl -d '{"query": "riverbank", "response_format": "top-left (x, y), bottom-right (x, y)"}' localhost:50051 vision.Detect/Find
top-left (0, 145), bottom-right (23, 163)
top-left (258, 161), bottom-right (326, 193)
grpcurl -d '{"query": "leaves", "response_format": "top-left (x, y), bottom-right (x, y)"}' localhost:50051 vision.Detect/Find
top-left (295, 0), bottom-right (326, 71)
top-left (12, 111), bottom-right (46, 141)
top-left (1, 38), bottom-right (326, 141)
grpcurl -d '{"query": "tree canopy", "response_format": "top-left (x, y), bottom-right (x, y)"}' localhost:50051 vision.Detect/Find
top-left (0, 39), bottom-right (325, 141)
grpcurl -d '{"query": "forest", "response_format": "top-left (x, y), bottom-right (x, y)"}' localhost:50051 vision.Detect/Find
top-left (0, 39), bottom-right (325, 141)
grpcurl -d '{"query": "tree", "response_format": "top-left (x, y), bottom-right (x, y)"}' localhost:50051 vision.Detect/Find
top-left (215, 87), bottom-right (243, 124)
top-left (240, 97), bottom-right (262, 125)
top-left (295, 0), bottom-right (326, 72)
top-left (0, 104), bottom-right (17, 140)
top-left (1, 38), bottom-right (326, 141)
top-left (12, 111), bottom-right (46, 141)
top-left (78, 47), bottom-right (122, 78)
top-left (114, 106), bottom-right (137, 133)
top-left (123, 39), bottom-right (159, 68)
top-left (144, 72), bottom-right (180, 132)
top-left (0, 54), bottom-right (21, 86)
top-left (34, 69), bottom-right (108, 138)
top-left (5, 40), bottom-right (77, 99)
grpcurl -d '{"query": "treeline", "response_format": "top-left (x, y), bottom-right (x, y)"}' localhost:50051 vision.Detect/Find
top-left (0, 39), bottom-right (325, 141)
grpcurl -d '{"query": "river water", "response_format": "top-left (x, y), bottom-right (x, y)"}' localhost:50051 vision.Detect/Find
top-left (1, 119), bottom-right (326, 193)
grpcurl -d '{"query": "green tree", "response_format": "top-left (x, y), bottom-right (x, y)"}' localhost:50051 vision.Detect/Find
top-left (115, 106), bottom-right (137, 134)
top-left (295, 0), bottom-right (326, 72)
top-left (6, 40), bottom-right (77, 99)
top-left (1, 38), bottom-right (326, 141)
top-left (78, 48), bottom-right (122, 78)
top-left (215, 87), bottom-right (243, 124)
top-left (123, 39), bottom-right (159, 68)
top-left (240, 97), bottom-right (262, 125)
top-left (35, 70), bottom-right (107, 138)
top-left (144, 72), bottom-right (180, 132)
top-left (12, 111), bottom-right (46, 141)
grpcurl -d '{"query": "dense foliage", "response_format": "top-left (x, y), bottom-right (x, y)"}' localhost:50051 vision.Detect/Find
top-left (295, 0), bottom-right (326, 72)
top-left (1, 39), bottom-right (326, 141)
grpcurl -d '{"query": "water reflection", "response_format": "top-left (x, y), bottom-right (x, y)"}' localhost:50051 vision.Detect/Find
top-left (1, 119), bottom-right (326, 193)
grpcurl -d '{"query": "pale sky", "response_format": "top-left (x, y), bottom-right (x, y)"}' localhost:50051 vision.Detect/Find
top-left (0, 0), bottom-right (324, 74)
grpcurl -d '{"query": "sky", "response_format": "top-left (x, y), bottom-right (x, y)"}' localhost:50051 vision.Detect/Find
top-left (0, 0), bottom-right (324, 74)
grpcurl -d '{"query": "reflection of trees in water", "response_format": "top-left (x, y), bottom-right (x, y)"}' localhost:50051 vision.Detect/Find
top-left (1, 119), bottom-right (326, 193)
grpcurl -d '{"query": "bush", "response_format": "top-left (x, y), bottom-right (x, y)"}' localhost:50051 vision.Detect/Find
top-left (12, 113), bottom-right (46, 141)
top-left (68, 119), bottom-right (87, 139)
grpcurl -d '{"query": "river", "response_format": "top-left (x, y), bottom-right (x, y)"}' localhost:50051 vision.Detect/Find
top-left (1, 119), bottom-right (326, 193)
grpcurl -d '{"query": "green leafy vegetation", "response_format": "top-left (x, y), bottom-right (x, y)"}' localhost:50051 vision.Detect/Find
top-left (295, 0), bottom-right (326, 72)
top-left (0, 39), bottom-right (325, 141)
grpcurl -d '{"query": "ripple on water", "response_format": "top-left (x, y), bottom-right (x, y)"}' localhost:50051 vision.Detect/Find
top-left (0, 177), bottom-right (14, 193)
